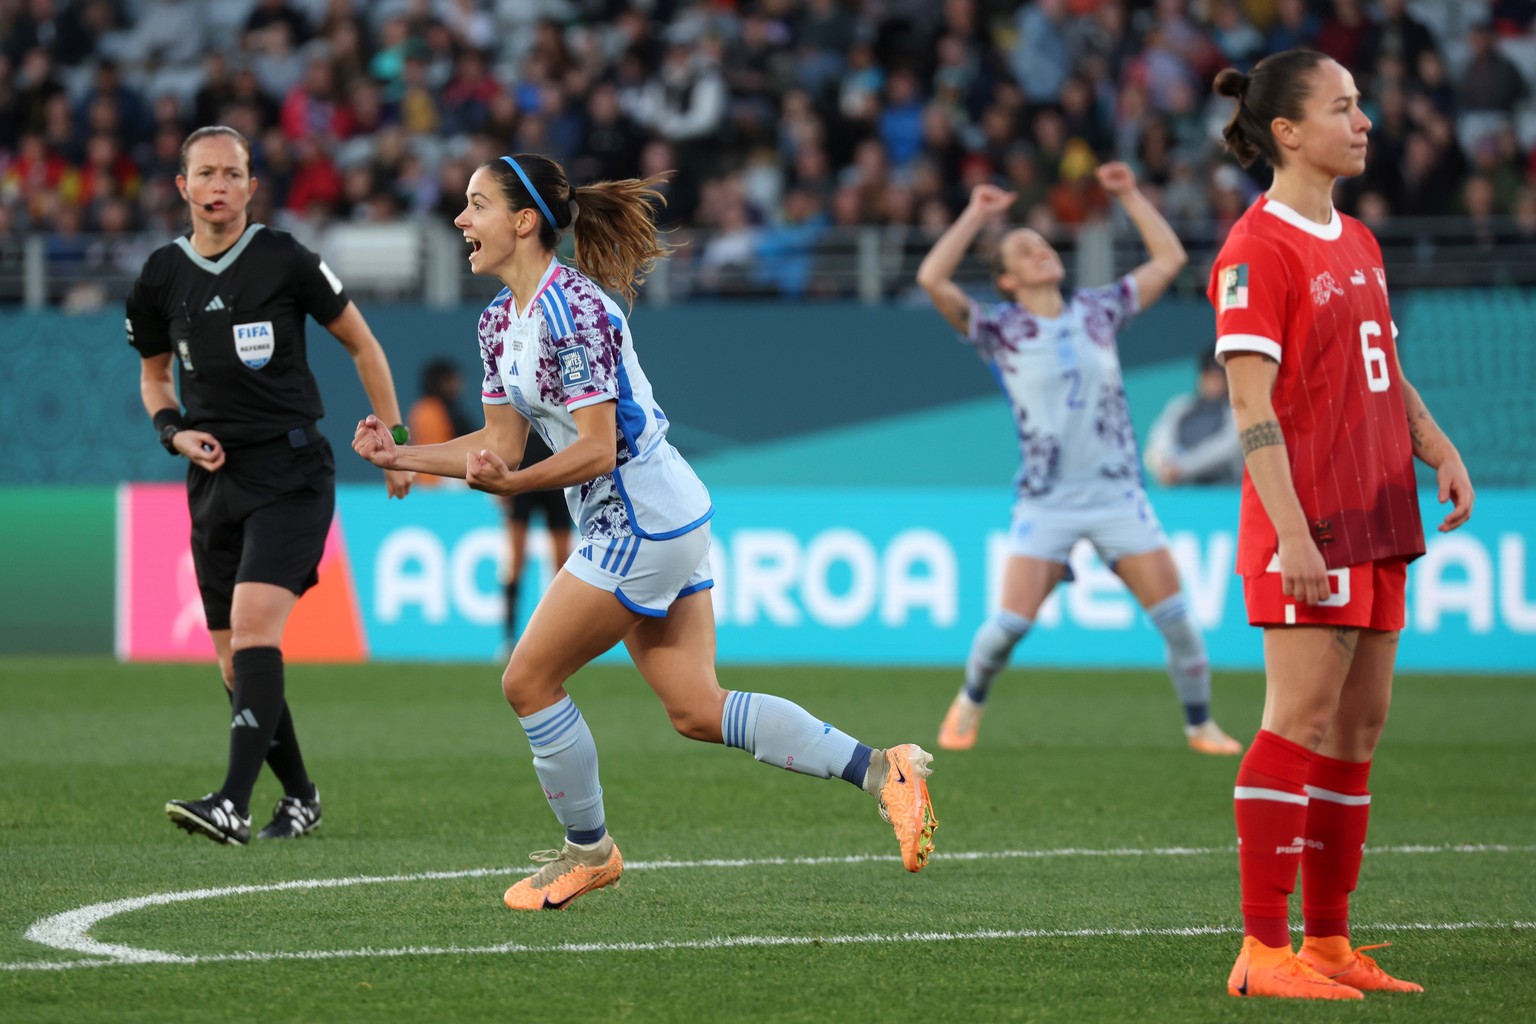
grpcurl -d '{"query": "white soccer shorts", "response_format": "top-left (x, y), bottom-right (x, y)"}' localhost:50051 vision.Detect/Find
top-left (564, 521), bottom-right (713, 616)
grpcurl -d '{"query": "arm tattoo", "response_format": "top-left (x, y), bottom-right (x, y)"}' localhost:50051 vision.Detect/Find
top-left (1240, 420), bottom-right (1284, 456)
top-left (1406, 409), bottom-right (1435, 458)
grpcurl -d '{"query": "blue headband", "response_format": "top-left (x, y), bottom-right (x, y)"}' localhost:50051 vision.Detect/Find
top-left (500, 156), bottom-right (556, 228)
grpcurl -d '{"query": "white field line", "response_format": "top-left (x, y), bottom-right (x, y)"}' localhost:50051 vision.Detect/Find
top-left (9, 843), bottom-right (1534, 973)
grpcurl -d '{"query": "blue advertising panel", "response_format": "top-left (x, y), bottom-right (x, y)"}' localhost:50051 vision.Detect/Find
top-left (336, 486), bottom-right (1536, 673)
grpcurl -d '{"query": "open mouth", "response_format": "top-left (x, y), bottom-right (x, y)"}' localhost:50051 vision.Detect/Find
top-left (465, 236), bottom-right (482, 259)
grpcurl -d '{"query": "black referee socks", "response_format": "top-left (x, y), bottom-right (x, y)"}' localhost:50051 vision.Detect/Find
top-left (220, 646), bottom-right (289, 817)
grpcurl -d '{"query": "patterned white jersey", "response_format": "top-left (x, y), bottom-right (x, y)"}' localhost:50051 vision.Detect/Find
top-left (479, 257), bottom-right (712, 541)
top-left (965, 277), bottom-right (1144, 503)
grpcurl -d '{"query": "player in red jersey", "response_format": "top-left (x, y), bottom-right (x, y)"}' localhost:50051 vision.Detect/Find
top-left (1207, 51), bottom-right (1474, 1000)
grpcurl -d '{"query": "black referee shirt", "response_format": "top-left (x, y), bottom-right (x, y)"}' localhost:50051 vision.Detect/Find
top-left (126, 224), bottom-right (351, 449)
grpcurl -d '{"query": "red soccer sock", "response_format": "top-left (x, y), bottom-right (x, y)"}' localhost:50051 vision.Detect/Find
top-left (1302, 753), bottom-right (1372, 941)
top-left (1234, 729), bottom-right (1314, 948)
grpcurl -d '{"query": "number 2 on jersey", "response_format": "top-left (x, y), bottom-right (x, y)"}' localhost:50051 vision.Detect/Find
top-left (1062, 369), bottom-right (1085, 409)
top-left (1359, 320), bottom-right (1390, 393)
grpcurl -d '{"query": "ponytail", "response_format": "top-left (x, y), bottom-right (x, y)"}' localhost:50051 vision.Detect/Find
top-left (1213, 50), bottom-right (1330, 169)
top-left (571, 176), bottom-right (672, 308)
top-left (482, 154), bottom-right (672, 308)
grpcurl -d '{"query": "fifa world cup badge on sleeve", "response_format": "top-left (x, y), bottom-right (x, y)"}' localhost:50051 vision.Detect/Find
top-left (557, 345), bottom-right (593, 389)
top-left (1220, 264), bottom-right (1248, 311)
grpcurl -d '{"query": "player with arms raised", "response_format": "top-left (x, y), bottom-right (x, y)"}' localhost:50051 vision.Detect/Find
top-left (1209, 50), bottom-right (1474, 999)
top-left (917, 162), bottom-right (1242, 758)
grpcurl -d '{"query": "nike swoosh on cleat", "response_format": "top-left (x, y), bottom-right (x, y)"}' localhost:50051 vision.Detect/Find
top-left (539, 875), bottom-right (609, 910)
top-left (895, 765), bottom-right (906, 784)
top-left (1237, 970), bottom-right (1248, 996)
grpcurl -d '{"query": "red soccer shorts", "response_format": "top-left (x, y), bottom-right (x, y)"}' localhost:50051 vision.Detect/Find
top-left (1243, 557), bottom-right (1408, 631)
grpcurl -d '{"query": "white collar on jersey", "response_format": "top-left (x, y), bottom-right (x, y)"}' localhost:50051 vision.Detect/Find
top-left (1259, 196), bottom-right (1343, 241)
top-left (512, 256), bottom-right (565, 320)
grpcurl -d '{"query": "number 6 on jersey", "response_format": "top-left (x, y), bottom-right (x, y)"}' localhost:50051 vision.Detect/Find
top-left (1359, 320), bottom-right (1390, 393)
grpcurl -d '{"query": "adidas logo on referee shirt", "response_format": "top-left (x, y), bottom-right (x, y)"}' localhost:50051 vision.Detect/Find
top-left (204, 295), bottom-right (226, 311)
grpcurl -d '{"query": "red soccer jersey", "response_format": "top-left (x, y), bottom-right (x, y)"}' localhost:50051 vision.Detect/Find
top-left (1209, 196), bottom-right (1425, 575)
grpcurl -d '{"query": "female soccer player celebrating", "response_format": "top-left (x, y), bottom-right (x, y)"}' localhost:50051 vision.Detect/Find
top-left (916, 163), bottom-right (1243, 758)
top-left (1209, 50), bottom-right (1473, 999)
top-left (352, 153), bottom-right (937, 910)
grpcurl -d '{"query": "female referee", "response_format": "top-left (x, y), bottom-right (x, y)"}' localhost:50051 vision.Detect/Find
top-left (128, 125), bottom-right (414, 845)
top-left (916, 163), bottom-right (1243, 759)
top-left (1210, 51), bottom-right (1473, 999)
top-left (352, 153), bottom-right (938, 910)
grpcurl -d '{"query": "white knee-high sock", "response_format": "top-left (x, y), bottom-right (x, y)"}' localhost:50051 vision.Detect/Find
top-left (1147, 593), bottom-right (1212, 726)
top-left (721, 691), bottom-right (872, 788)
top-left (519, 695), bottom-right (606, 844)
top-left (964, 611), bottom-right (1032, 703)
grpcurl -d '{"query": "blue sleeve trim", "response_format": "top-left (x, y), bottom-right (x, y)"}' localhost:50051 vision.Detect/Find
top-left (614, 586), bottom-right (668, 618)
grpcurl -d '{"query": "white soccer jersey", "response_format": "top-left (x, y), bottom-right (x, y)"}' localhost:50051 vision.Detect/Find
top-left (965, 277), bottom-right (1144, 502)
top-left (479, 257), bottom-right (712, 541)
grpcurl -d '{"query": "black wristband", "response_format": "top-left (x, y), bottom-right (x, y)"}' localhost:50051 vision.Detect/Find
top-left (153, 408), bottom-right (188, 455)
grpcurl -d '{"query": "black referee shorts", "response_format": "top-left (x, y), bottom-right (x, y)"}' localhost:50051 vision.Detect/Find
top-left (505, 487), bottom-right (571, 528)
top-left (187, 433), bottom-right (336, 631)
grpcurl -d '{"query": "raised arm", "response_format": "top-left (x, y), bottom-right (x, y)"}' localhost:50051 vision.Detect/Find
top-left (1399, 365), bottom-right (1473, 532)
top-left (1096, 161), bottom-right (1187, 308)
top-left (916, 184), bottom-right (1016, 334)
top-left (1224, 352), bottom-right (1330, 605)
top-left (324, 301), bottom-right (413, 497)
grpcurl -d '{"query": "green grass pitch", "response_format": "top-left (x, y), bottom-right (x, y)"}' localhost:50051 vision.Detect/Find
top-left (2, 657), bottom-right (1533, 1023)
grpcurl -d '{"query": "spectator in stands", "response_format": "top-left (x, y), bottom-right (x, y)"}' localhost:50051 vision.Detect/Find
top-left (877, 66), bottom-right (926, 172)
top-left (74, 60), bottom-right (149, 149)
top-left (244, 0), bottom-right (310, 52)
top-left (1413, 50), bottom-right (1458, 117)
top-left (1012, 0), bottom-right (1071, 104)
top-left (284, 135), bottom-right (341, 217)
top-left (572, 81), bottom-right (644, 185)
top-left (1359, 0), bottom-right (1438, 85)
top-left (1313, 0), bottom-right (1372, 72)
top-left (1460, 21), bottom-right (1529, 114)
top-left (280, 57), bottom-right (350, 142)
top-left (1491, 0), bottom-right (1536, 35)
top-left (442, 50), bottom-right (503, 136)
top-left (1266, 0), bottom-right (1319, 54)
top-left (1145, 346), bottom-right (1245, 486)
top-left (1212, 1), bottom-right (1266, 66)
top-left (12, 47), bottom-right (64, 137)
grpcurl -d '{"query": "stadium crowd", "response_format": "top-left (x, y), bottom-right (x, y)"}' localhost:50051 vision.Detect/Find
top-left (4, 0), bottom-right (1536, 298)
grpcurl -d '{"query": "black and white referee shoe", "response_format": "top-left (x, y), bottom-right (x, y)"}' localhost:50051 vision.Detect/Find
top-left (256, 787), bottom-right (322, 840)
top-left (166, 793), bottom-right (251, 846)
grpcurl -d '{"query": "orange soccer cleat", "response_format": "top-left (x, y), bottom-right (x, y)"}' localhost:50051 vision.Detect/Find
top-left (1227, 936), bottom-right (1365, 1000)
top-left (1186, 719), bottom-right (1244, 756)
top-left (503, 835), bottom-right (623, 911)
top-left (937, 693), bottom-right (984, 751)
top-left (874, 744), bottom-right (938, 872)
top-left (1299, 937), bottom-right (1425, 993)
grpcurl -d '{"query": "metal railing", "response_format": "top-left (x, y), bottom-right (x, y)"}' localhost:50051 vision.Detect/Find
top-left (5, 215), bottom-right (1536, 311)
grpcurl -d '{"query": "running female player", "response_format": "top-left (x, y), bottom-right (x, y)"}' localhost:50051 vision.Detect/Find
top-left (353, 153), bottom-right (938, 910)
